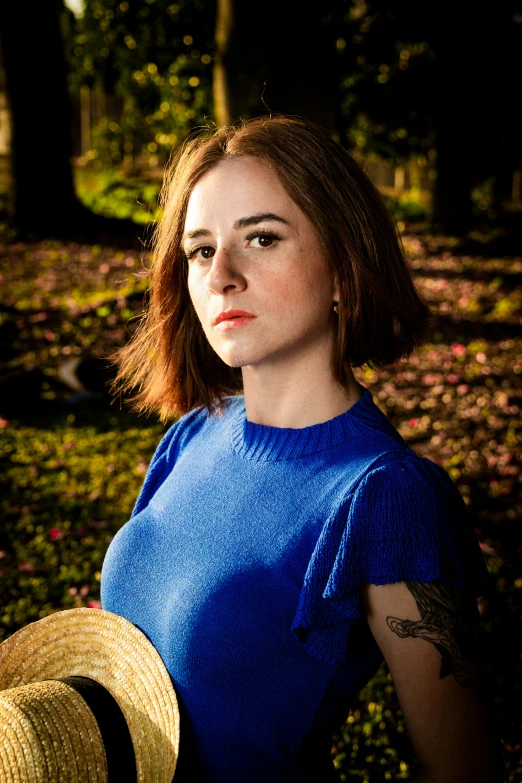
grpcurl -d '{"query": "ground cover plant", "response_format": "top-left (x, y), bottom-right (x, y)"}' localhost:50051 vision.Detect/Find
top-left (0, 230), bottom-right (521, 781)
top-left (72, 165), bottom-right (430, 228)
top-left (74, 167), bottom-right (163, 224)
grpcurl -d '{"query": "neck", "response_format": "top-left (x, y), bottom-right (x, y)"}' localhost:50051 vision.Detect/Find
top-left (241, 367), bottom-right (362, 429)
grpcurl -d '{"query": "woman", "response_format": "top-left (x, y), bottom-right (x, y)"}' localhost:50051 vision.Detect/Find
top-left (101, 115), bottom-right (501, 782)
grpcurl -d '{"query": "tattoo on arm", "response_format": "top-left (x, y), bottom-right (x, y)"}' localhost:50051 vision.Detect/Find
top-left (385, 581), bottom-right (489, 697)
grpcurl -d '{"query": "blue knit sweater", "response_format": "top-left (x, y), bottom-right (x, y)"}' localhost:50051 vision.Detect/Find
top-left (101, 382), bottom-right (491, 782)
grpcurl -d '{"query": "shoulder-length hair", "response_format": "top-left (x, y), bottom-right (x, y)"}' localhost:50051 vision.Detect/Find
top-left (106, 113), bottom-right (434, 423)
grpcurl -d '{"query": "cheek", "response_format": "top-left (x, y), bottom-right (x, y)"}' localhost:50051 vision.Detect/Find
top-left (274, 268), bottom-right (321, 309)
top-left (258, 259), bottom-right (305, 301)
top-left (187, 272), bottom-right (204, 308)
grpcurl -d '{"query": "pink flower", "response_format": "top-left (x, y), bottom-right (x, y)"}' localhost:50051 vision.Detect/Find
top-left (447, 374), bottom-right (459, 384)
top-left (18, 563), bottom-right (35, 573)
top-left (451, 343), bottom-right (467, 356)
top-left (69, 587), bottom-right (78, 595)
top-left (457, 384), bottom-right (469, 395)
top-left (422, 372), bottom-right (443, 385)
top-left (48, 528), bottom-right (63, 542)
top-left (87, 600), bottom-right (102, 609)
top-left (0, 417), bottom-right (9, 428)
top-left (28, 311), bottom-right (48, 324)
top-left (44, 330), bottom-right (55, 341)
top-left (80, 585), bottom-right (89, 596)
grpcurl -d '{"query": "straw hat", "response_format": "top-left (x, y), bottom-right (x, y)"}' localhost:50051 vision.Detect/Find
top-left (0, 608), bottom-right (180, 782)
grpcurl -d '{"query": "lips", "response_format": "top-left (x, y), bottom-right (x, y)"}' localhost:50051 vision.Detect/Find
top-left (214, 310), bottom-right (256, 325)
top-left (215, 316), bottom-right (256, 332)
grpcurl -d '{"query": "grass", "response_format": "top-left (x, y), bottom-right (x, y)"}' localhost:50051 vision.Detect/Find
top-left (74, 167), bottom-right (163, 225)
top-left (0, 227), bottom-right (521, 781)
top-left (72, 164), bottom-right (431, 228)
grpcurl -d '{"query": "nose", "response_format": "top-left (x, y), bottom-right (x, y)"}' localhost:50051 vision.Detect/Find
top-left (205, 245), bottom-right (245, 295)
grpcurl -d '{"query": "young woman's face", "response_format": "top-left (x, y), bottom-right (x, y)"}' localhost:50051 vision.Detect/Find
top-left (183, 156), bottom-right (339, 373)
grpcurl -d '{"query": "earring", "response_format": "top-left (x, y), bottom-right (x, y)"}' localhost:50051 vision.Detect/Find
top-left (333, 301), bottom-right (340, 315)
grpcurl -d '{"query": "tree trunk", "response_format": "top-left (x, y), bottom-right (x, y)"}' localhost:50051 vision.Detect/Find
top-left (213, 0), bottom-right (340, 137)
top-left (213, 0), bottom-right (234, 126)
top-left (0, 0), bottom-right (140, 245)
top-left (430, 3), bottom-right (494, 235)
top-left (431, 125), bottom-right (475, 235)
top-left (0, 0), bottom-right (80, 234)
top-left (430, 17), bottom-right (475, 234)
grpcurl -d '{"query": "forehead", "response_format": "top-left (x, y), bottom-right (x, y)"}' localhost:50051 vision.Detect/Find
top-left (184, 157), bottom-right (298, 223)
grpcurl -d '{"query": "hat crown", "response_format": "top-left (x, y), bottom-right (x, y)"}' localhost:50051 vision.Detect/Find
top-left (0, 679), bottom-right (108, 782)
top-left (0, 609), bottom-right (180, 783)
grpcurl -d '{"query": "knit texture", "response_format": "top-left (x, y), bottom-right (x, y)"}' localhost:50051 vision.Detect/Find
top-left (101, 383), bottom-right (491, 782)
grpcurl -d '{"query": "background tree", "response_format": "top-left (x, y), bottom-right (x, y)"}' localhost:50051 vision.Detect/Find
top-left (0, 0), bottom-right (148, 241)
top-left (212, 0), bottom-right (343, 136)
top-left (0, 0), bottom-right (84, 238)
top-left (2, 0), bottom-right (520, 239)
top-left (68, 0), bottom-right (215, 166)
top-left (337, 0), bottom-right (522, 233)
top-left (0, 0), bottom-right (215, 240)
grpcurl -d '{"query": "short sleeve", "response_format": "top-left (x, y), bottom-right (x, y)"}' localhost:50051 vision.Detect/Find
top-left (131, 405), bottom-right (206, 517)
top-left (291, 451), bottom-right (493, 666)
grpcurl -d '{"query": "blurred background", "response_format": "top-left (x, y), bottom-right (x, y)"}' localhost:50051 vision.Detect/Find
top-left (1, 0), bottom-right (521, 238)
top-left (0, 2), bottom-right (521, 781)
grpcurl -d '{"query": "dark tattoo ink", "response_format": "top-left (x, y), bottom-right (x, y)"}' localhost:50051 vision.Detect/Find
top-left (385, 581), bottom-right (488, 695)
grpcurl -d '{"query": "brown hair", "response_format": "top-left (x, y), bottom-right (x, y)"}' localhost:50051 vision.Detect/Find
top-left (106, 114), bottom-right (434, 423)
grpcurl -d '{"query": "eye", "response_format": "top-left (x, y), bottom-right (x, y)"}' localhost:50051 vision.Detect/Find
top-left (185, 245), bottom-right (215, 263)
top-left (184, 230), bottom-right (281, 263)
top-left (246, 230), bottom-right (281, 249)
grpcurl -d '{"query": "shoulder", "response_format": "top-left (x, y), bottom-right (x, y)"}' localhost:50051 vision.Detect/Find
top-left (131, 402), bottom-right (213, 516)
top-left (153, 396), bottom-right (240, 464)
top-left (340, 448), bottom-right (492, 600)
top-left (347, 449), bottom-right (463, 533)
top-left (292, 449), bottom-right (492, 667)
top-left (157, 403), bottom-right (210, 462)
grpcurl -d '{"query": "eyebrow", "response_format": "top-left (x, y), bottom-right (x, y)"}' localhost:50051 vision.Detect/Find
top-left (182, 213), bottom-right (291, 243)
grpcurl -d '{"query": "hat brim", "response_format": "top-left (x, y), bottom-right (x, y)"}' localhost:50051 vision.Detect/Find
top-left (0, 608), bottom-right (179, 783)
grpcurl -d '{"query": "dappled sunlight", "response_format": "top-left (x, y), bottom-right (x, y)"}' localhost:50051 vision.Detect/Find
top-left (0, 232), bottom-right (520, 779)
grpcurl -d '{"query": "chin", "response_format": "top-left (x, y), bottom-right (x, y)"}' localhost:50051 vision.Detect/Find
top-left (218, 356), bottom-right (252, 370)
top-left (213, 346), bottom-right (263, 370)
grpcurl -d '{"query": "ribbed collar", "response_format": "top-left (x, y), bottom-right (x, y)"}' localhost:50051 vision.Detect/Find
top-left (229, 383), bottom-right (373, 461)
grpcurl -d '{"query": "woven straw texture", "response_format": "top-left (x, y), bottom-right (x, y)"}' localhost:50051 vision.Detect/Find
top-left (0, 679), bottom-right (108, 783)
top-left (0, 609), bottom-right (180, 783)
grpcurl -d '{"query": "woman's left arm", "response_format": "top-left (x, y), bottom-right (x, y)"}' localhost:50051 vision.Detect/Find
top-left (360, 580), bottom-right (503, 783)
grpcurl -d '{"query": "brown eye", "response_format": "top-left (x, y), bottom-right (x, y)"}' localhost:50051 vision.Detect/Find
top-left (187, 245), bottom-right (215, 262)
top-left (247, 231), bottom-right (281, 249)
top-left (257, 236), bottom-right (274, 247)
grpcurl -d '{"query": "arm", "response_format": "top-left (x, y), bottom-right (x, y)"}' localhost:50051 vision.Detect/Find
top-left (360, 580), bottom-right (503, 783)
